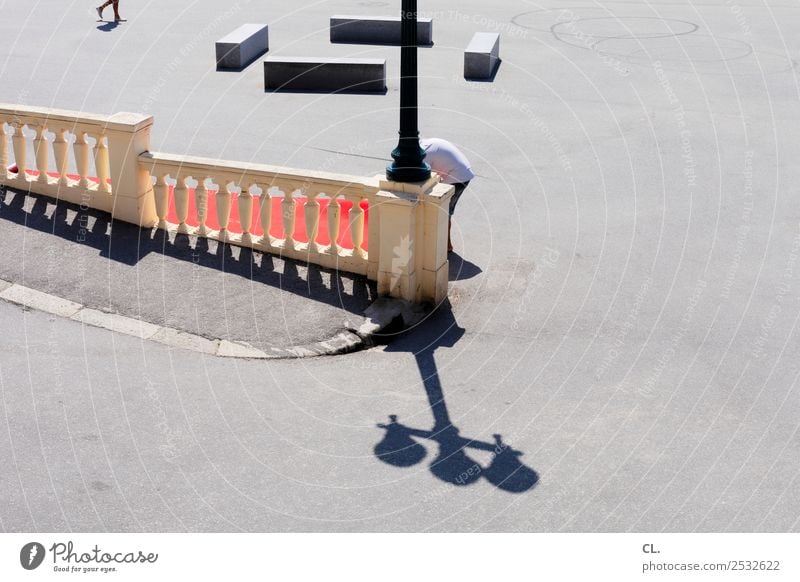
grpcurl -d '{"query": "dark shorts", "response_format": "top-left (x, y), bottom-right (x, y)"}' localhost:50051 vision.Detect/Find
top-left (449, 181), bottom-right (470, 216)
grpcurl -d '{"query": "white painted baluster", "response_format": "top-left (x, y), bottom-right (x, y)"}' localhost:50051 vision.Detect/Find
top-left (73, 131), bottom-right (91, 188)
top-left (282, 188), bottom-right (295, 247)
top-left (0, 123), bottom-right (8, 178)
top-left (174, 175), bottom-right (190, 233)
top-left (34, 125), bottom-right (49, 184)
top-left (348, 195), bottom-right (366, 258)
top-left (304, 191), bottom-right (320, 252)
top-left (11, 124), bottom-right (27, 180)
top-left (53, 129), bottom-right (69, 185)
top-left (239, 184), bottom-right (254, 245)
top-left (258, 187), bottom-right (272, 248)
top-left (327, 196), bottom-right (341, 255)
top-left (216, 179), bottom-right (231, 242)
top-left (195, 177), bottom-right (210, 236)
top-left (154, 174), bottom-right (169, 229)
top-left (93, 134), bottom-right (111, 192)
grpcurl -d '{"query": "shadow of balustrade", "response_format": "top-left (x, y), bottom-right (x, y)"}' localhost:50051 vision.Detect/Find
top-left (0, 185), bottom-right (376, 314)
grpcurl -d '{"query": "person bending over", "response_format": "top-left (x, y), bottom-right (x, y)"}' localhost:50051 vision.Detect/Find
top-left (420, 138), bottom-right (475, 253)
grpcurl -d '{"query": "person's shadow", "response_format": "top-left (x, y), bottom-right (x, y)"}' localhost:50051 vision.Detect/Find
top-left (97, 21), bottom-right (121, 32)
top-left (374, 301), bottom-right (538, 493)
top-left (448, 251), bottom-right (482, 281)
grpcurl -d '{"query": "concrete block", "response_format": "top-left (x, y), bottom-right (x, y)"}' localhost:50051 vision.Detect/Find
top-left (216, 23), bottom-right (269, 70)
top-left (330, 15), bottom-right (433, 45)
top-left (464, 32), bottom-right (500, 79)
top-left (264, 57), bottom-right (386, 93)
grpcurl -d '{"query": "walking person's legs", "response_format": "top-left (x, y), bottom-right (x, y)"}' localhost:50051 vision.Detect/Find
top-left (96, 0), bottom-right (123, 21)
top-left (96, 1), bottom-right (111, 19)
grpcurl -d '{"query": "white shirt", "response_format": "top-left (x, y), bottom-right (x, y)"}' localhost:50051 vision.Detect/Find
top-left (420, 138), bottom-right (475, 184)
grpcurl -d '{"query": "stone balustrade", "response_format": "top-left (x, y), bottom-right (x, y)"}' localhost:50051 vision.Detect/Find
top-left (0, 104), bottom-right (155, 224)
top-left (0, 104), bottom-right (453, 304)
top-left (139, 151), bottom-right (381, 279)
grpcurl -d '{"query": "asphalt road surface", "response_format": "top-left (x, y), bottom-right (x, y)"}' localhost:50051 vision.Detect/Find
top-left (1, 0), bottom-right (799, 532)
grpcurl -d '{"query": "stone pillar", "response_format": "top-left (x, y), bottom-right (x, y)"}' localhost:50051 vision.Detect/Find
top-left (105, 112), bottom-right (157, 227)
top-left (377, 175), bottom-right (452, 303)
top-left (376, 188), bottom-right (418, 302)
top-left (420, 182), bottom-right (454, 305)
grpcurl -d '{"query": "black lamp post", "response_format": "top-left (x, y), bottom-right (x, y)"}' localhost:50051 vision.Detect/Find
top-left (386, 0), bottom-right (431, 183)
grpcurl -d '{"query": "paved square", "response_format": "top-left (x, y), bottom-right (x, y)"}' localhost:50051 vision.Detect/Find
top-left (0, 0), bottom-right (799, 532)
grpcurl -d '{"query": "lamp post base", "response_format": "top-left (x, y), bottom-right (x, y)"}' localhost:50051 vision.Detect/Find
top-left (386, 138), bottom-right (431, 183)
top-left (385, 162), bottom-right (431, 183)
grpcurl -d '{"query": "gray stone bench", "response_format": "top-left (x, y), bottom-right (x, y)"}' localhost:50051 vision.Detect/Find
top-left (264, 57), bottom-right (386, 93)
top-left (216, 23), bottom-right (269, 70)
top-left (330, 15), bottom-right (433, 45)
top-left (464, 32), bottom-right (500, 79)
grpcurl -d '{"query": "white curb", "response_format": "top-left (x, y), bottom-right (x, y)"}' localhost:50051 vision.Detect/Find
top-left (0, 278), bottom-right (370, 359)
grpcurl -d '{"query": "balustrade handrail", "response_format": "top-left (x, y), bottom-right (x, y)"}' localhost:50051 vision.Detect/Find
top-left (0, 103), bottom-right (152, 132)
top-left (139, 151), bottom-right (380, 195)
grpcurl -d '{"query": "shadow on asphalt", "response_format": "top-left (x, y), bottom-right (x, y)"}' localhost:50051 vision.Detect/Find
top-left (96, 21), bottom-right (122, 32)
top-left (375, 302), bottom-right (539, 493)
top-left (0, 186), bottom-right (376, 315)
top-left (464, 59), bottom-right (502, 83)
top-left (448, 251), bottom-right (482, 281)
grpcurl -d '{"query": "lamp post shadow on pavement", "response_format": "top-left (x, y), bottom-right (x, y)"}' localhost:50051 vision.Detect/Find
top-left (375, 3), bottom-right (536, 493)
top-left (374, 303), bottom-right (539, 493)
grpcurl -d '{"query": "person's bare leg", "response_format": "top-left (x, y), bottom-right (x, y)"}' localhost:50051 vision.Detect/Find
top-left (112, 0), bottom-right (125, 21)
top-left (96, 1), bottom-right (111, 19)
top-left (448, 220), bottom-right (453, 253)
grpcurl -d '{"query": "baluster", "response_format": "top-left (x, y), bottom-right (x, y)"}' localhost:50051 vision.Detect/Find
top-left (174, 175), bottom-right (190, 233)
top-left (327, 197), bottom-right (341, 255)
top-left (11, 124), bottom-right (27, 180)
top-left (34, 125), bottom-right (49, 184)
top-left (239, 184), bottom-right (255, 244)
top-left (53, 129), bottom-right (69, 185)
top-left (195, 177), bottom-right (210, 236)
top-left (0, 123), bottom-right (7, 178)
top-left (258, 187), bottom-right (272, 248)
top-left (304, 191), bottom-right (320, 251)
top-left (93, 134), bottom-right (111, 192)
top-left (282, 188), bottom-right (295, 247)
top-left (216, 179), bottom-right (232, 242)
top-left (348, 196), bottom-right (366, 257)
top-left (153, 174), bottom-right (169, 228)
top-left (73, 131), bottom-right (90, 188)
